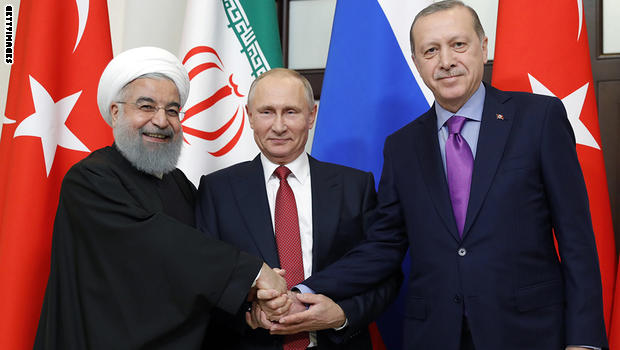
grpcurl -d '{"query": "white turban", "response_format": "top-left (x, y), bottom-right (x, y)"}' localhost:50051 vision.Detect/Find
top-left (97, 46), bottom-right (190, 126)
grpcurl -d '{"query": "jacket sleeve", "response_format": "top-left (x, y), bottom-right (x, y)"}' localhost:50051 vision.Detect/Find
top-left (304, 142), bottom-right (410, 299)
top-left (539, 97), bottom-right (607, 348)
top-left (195, 174), bottom-right (256, 336)
top-left (326, 171), bottom-right (404, 343)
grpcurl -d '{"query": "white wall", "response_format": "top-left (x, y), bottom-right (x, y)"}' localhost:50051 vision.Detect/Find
top-left (108, 0), bottom-right (187, 56)
top-left (288, 0), bottom-right (337, 69)
top-left (603, 0), bottom-right (620, 53)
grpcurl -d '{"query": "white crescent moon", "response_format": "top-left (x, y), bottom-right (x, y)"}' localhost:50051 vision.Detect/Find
top-left (2, 116), bottom-right (16, 125)
top-left (577, 0), bottom-right (583, 41)
top-left (73, 0), bottom-right (89, 52)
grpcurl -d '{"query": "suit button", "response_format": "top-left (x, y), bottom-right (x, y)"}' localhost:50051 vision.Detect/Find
top-left (458, 248), bottom-right (467, 256)
top-left (454, 295), bottom-right (462, 303)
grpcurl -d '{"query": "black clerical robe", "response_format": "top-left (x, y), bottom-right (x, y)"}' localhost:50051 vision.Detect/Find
top-left (34, 146), bottom-right (262, 350)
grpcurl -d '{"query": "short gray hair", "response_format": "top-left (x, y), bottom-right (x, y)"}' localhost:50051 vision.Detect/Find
top-left (409, 0), bottom-right (485, 55)
top-left (247, 68), bottom-right (315, 111)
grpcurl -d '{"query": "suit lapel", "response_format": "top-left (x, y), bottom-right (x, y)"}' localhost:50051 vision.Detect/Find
top-left (462, 87), bottom-right (513, 238)
top-left (309, 157), bottom-right (342, 272)
top-left (230, 156), bottom-right (281, 268)
top-left (413, 110), bottom-right (461, 241)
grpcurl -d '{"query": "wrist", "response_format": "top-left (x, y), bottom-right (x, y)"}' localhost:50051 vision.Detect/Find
top-left (333, 317), bottom-right (348, 331)
top-left (330, 305), bottom-right (347, 329)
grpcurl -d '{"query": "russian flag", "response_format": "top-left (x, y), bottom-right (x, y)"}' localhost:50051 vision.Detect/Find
top-left (311, 0), bottom-right (432, 348)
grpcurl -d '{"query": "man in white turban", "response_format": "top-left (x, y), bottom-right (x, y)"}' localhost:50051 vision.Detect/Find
top-left (34, 47), bottom-right (287, 350)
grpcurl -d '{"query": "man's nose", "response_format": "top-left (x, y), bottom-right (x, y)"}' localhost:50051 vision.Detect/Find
top-left (151, 108), bottom-right (169, 128)
top-left (272, 114), bottom-right (287, 133)
top-left (439, 49), bottom-right (455, 69)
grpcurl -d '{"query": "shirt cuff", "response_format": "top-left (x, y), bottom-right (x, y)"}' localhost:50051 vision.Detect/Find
top-left (294, 284), bottom-right (348, 331)
top-left (568, 346), bottom-right (601, 350)
top-left (333, 318), bottom-right (349, 331)
top-left (251, 269), bottom-right (261, 288)
top-left (293, 284), bottom-right (315, 294)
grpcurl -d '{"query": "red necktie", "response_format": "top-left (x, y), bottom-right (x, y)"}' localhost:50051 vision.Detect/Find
top-left (273, 165), bottom-right (309, 350)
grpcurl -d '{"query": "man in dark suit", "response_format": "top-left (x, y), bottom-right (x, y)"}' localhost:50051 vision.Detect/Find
top-left (267, 1), bottom-right (608, 350)
top-left (196, 68), bottom-right (401, 350)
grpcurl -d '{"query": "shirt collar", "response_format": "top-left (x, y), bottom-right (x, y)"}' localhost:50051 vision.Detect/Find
top-left (435, 82), bottom-right (486, 131)
top-left (261, 152), bottom-right (310, 185)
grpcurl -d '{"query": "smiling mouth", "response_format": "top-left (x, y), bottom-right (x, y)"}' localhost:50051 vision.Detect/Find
top-left (437, 74), bottom-right (462, 81)
top-left (435, 68), bottom-right (466, 80)
top-left (269, 138), bottom-right (290, 144)
top-left (143, 132), bottom-right (171, 141)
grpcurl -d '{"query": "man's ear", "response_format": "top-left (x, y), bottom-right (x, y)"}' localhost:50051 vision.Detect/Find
top-left (411, 53), bottom-right (421, 73)
top-left (110, 103), bottom-right (119, 127)
top-left (481, 36), bottom-right (489, 64)
top-left (308, 104), bottom-right (317, 129)
top-left (246, 104), bottom-right (255, 130)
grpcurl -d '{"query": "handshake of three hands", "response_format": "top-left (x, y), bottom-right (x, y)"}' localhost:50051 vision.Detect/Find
top-left (253, 265), bottom-right (594, 350)
top-left (249, 263), bottom-right (347, 335)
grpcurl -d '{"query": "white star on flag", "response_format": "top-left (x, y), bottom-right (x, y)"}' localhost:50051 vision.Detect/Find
top-left (14, 75), bottom-right (90, 176)
top-left (527, 74), bottom-right (599, 150)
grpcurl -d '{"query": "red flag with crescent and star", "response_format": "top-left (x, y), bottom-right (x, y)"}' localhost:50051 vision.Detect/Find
top-left (0, 0), bottom-right (113, 348)
top-left (492, 0), bottom-right (616, 332)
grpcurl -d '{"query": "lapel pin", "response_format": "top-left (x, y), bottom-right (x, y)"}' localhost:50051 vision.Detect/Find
top-left (496, 114), bottom-right (504, 120)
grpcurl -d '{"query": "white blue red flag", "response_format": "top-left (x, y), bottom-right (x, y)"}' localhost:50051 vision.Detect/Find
top-left (311, 0), bottom-right (432, 348)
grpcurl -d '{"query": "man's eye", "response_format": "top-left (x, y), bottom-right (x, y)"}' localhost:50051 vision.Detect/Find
top-left (139, 105), bottom-right (156, 112)
top-left (424, 48), bottom-right (437, 57)
top-left (166, 109), bottom-right (180, 117)
top-left (454, 42), bottom-right (467, 50)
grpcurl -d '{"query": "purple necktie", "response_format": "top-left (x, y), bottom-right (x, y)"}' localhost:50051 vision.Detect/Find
top-left (445, 115), bottom-right (473, 237)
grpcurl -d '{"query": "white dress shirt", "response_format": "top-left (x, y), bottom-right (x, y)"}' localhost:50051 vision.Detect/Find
top-left (261, 152), bottom-right (318, 346)
top-left (261, 152), bottom-right (314, 280)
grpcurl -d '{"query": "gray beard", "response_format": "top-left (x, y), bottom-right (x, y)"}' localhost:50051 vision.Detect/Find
top-left (113, 114), bottom-right (183, 176)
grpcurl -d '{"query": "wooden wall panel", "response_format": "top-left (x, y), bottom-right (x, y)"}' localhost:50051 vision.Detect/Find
top-left (599, 81), bottom-right (620, 250)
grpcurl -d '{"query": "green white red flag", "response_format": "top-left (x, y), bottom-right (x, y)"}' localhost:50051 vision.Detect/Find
top-left (177, 0), bottom-right (283, 184)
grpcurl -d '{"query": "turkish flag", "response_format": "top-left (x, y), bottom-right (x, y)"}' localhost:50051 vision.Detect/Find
top-left (0, 1), bottom-right (113, 348)
top-left (492, 0), bottom-right (616, 331)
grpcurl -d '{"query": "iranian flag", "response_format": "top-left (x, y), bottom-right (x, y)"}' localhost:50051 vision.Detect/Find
top-left (177, 0), bottom-right (283, 184)
top-left (0, 0), bottom-right (113, 348)
top-left (492, 0), bottom-right (616, 331)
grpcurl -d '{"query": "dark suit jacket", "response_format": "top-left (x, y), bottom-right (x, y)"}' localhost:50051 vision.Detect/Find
top-left (304, 86), bottom-right (608, 350)
top-left (196, 155), bottom-right (401, 350)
